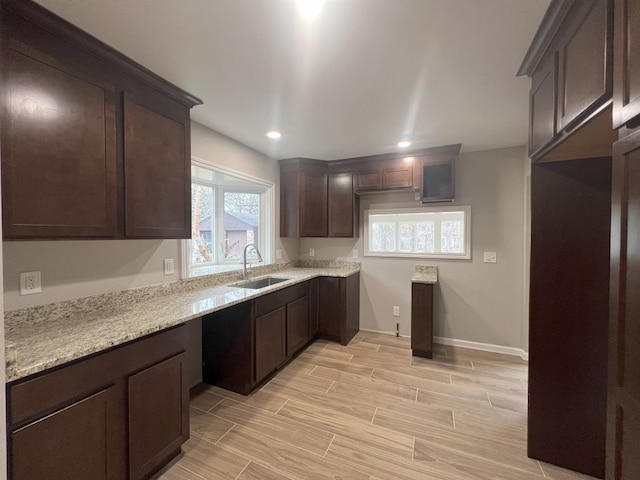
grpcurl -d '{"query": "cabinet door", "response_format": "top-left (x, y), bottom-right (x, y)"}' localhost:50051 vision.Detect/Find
top-left (128, 352), bottom-right (189, 480)
top-left (309, 278), bottom-right (320, 338)
top-left (318, 277), bottom-right (342, 340)
top-left (255, 307), bottom-right (286, 382)
top-left (299, 170), bottom-right (328, 237)
top-left (607, 130), bottom-right (640, 480)
top-left (411, 283), bottom-right (434, 359)
top-left (124, 91), bottom-right (191, 238)
top-left (287, 296), bottom-right (309, 356)
top-left (613, 0), bottom-right (640, 128)
top-left (355, 168), bottom-right (382, 191)
top-left (557, 0), bottom-right (610, 131)
top-left (1, 43), bottom-right (117, 238)
top-left (382, 163), bottom-right (413, 189)
top-left (529, 53), bottom-right (558, 155)
top-left (328, 172), bottom-right (357, 237)
top-left (10, 385), bottom-right (123, 480)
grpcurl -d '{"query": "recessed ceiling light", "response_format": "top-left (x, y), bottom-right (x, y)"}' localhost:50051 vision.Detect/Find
top-left (267, 131), bottom-right (281, 139)
top-left (296, 0), bottom-right (325, 20)
top-left (398, 140), bottom-right (411, 148)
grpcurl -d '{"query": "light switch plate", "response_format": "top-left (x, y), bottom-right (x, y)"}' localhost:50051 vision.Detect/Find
top-left (20, 271), bottom-right (42, 295)
top-left (393, 306), bottom-right (400, 316)
top-left (352, 249), bottom-right (358, 259)
top-left (309, 248), bottom-right (315, 257)
top-left (164, 258), bottom-right (175, 275)
top-left (483, 252), bottom-right (497, 264)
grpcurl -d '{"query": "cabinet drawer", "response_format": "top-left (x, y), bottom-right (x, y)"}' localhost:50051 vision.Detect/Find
top-left (254, 282), bottom-right (309, 317)
top-left (8, 325), bottom-right (188, 426)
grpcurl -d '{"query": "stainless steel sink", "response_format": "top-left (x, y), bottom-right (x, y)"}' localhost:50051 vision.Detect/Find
top-left (234, 276), bottom-right (289, 289)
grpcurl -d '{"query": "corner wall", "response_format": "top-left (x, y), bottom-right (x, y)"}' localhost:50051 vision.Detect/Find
top-left (300, 146), bottom-right (529, 352)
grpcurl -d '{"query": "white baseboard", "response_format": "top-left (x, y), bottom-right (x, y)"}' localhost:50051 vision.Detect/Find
top-left (358, 328), bottom-right (529, 361)
top-left (434, 336), bottom-right (529, 361)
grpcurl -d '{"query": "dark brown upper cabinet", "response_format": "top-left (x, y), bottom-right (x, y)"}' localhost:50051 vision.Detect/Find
top-left (518, 0), bottom-right (613, 162)
top-left (411, 147), bottom-right (460, 203)
top-left (613, 0), bottom-right (640, 129)
top-left (279, 158), bottom-right (359, 238)
top-left (353, 158), bottom-right (413, 193)
top-left (0, 0), bottom-right (201, 240)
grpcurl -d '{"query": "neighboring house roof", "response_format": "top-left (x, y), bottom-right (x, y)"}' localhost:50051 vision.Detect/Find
top-left (198, 211), bottom-right (258, 231)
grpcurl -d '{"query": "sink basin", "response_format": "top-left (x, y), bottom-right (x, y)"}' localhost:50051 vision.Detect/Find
top-left (234, 276), bottom-right (289, 289)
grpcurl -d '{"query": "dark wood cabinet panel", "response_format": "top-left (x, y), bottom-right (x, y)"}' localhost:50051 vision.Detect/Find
top-left (607, 129), bottom-right (640, 480)
top-left (328, 172), bottom-right (358, 237)
top-left (255, 307), bottom-right (286, 383)
top-left (128, 352), bottom-right (189, 479)
top-left (1, 42), bottom-right (117, 239)
top-left (309, 278), bottom-right (320, 338)
top-left (382, 163), bottom-right (413, 189)
top-left (529, 158), bottom-right (610, 478)
top-left (10, 385), bottom-right (122, 480)
top-left (7, 326), bottom-right (189, 480)
top-left (318, 274), bottom-right (360, 346)
top-left (411, 283), bottom-right (434, 359)
top-left (354, 160), bottom-right (413, 193)
top-left (0, 0), bottom-right (201, 240)
top-left (529, 53), bottom-right (558, 155)
top-left (557, 0), bottom-right (611, 131)
top-left (124, 91), bottom-right (191, 238)
top-left (287, 296), bottom-right (309, 355)
top-left (613, 0), bottom-right (640, 128)
top-left (355, 168), bottom-right (382, 190)
top-left (279, 159), bottom-right (329, 238)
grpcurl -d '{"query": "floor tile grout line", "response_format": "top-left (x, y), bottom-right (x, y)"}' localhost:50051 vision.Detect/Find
top-left (206, 396), bottom-right (225, 413)
top-left (452, 410), bottom-right (456, 429)
top-left (323, 434), bottom-right (336, 457)
top-left (371, 407), bottom-right (379, 425)
top-left (214, 422), bottom-right (236, 446)
top-left (325, 380), bottom-right (335, 394)
top-left (486, 391), bottom-right (493, 406)
top-left (175, 462), bottom-right (211, 480)
top-left (233, 459), bottom-right (251, 480)
top-left (537, 460), bottom-right (547, 477)
top-left (275, 398), bottom-right (289, 415)
top-left (411, 437), bottom-right (416, 461)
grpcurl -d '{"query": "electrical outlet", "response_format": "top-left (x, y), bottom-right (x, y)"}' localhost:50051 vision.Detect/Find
top-left (20, 271), bottom-right (42, 295)
top-left (164, 258), bottom-right (175, 275)
top-left (352, 249), bottom-right (358, 259)
top-left (276, 249), bottom-right (282, 260)
top-left (309, 248), bottom-right (315, 257)
top-left (483, 252), bottom-right (497, 264)
top-left (393, 305), bottom-right (400, 317)
top-left (415, 192), bottom-right (421, 201)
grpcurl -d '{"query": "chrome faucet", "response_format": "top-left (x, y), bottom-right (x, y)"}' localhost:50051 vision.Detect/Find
top-left (242, 243), bottom-right (263, 280)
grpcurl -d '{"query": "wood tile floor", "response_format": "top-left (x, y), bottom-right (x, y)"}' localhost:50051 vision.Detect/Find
top-left (156, 332), bottom-right (597, 480)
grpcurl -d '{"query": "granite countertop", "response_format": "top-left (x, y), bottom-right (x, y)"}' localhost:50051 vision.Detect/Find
top-left (411, 265), bottom-right (438, 284)
top-left (4, 261), bottom-right (360, 383)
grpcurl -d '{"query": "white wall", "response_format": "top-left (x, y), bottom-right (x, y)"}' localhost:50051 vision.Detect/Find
top-left (2, 121), bottom-right (291, 311)
top-left (300, 146), bottom-right (529, 351)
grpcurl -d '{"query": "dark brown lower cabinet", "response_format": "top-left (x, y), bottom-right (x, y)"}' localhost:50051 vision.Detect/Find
top-left (318, 274), bottom-right (360, 345)
top-left (529, 158), bottom-right (611, 478)
top-left (7, 325), bottom-right (189, 480)
top-left (411, 282), bottom-right (434, 359)
top-left (128, 353), bottom-right (189, 480)
top-left (607, 129), bottom-right (640, 480)
top-left (255, 307), bottom-right (286, 383)
top-left (287, 296), bottom-right (310, 355)
top-left (10, 385), bottom-right (121, 480)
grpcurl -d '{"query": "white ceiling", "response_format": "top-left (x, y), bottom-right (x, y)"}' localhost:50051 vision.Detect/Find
top-left (35, 0), bottom-right (549, 160)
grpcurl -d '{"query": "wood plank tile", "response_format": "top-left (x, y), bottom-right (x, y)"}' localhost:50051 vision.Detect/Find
top-left (413, 438), bottom-right (544, 480)
top-left (156, 462), bottom-right (208, 480)
top-left (488, 392), bottom-right (528, 413)
top-left (189, 407), bottom-right (234, 444)
top-left (277, 400), bottom-right (415, 459)
top-left (371, 366), bottom-right (451, 389)
top-left (190, 389), bottom-right (224, 412)
top-left (359, 334), bottom-right (411, 349)
top-left (311, 365), bottom-right (418, 400)
top-left (264, 368), bottom-right (336, 395)
top-left (177, 435), bottom-right (249, 480)
top-left (204, 385), bottom-right (288, 414)
top-left (416, 387), bottom-right (492, 412)
top-left (453, 410), bottom-right (527, 445)
top-left (210, 398), bottom-right (334, 457)
top-left (217, 424), bottom-right (370, 480)
top-left (237, 462), bottom-right (293, 480)
top-left (373, 409), bottom-right (541, 475)
top-left (444, 345), bottom-right (528, 365)
top-left (450, 372), bottom-right (526, 396)
top-left (539, 461), bottom-right (600, 480)
top-left (296, 351), bottom-right (375, 376)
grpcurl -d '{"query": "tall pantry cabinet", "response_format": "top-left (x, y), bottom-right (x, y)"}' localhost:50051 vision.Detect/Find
top-left (607, 1), bottom-right (640, 479)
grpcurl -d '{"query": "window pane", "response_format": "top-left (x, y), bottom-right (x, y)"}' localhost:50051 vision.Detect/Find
top-left (371, 221), bottom-right (396, 252)
top-left (223, 192), bottom-right (260, 260)
top-left (441, 220), bottom-right (463, 253)
top-left (192, 184), bottom-right (214, 264)
top-left (414, 221), bottom-right (435, 253)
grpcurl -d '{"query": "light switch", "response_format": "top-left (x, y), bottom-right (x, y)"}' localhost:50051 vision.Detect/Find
top-left (164, 258), bottom-right (175, 275)
top-left (352, 249), bottom-right (358, 259)
top-left (483, 252), bottom-right (497, 264)
top-left (309, 248), bottom-right (315, 257)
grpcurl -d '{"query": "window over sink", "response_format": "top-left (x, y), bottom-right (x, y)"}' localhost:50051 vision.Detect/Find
top-left (364, 205), bottom-right (471, 259)
top-left (184, 159), bottom-right (274, 277)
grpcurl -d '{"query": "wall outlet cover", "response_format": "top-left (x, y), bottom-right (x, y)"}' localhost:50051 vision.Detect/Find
top-left (352, 249), bottom-right (358, 259)
top-left (309, 248), bottom-right (315, 257)
top-left (20, 271), bottom-right (42, 295)
top-left (483, 252), bottom-right (498, 264)
top-left (393, 306), bottom-right (400, 316)
top-left (164, 258), bottom-right (175, 275)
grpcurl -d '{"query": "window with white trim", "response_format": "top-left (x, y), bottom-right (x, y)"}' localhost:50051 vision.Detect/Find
top-left (364, 206), bottom-right (471, 259)
top-left (186, 160), bottom-right (273, 277)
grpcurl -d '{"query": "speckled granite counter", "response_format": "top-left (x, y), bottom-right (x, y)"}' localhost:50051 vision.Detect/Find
top-left (411, 265), bottom-right (438, 284)
top-left (4, 261), bottom-right (360, 382)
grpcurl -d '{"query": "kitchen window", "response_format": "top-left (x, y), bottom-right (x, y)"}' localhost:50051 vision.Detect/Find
top-left (185, 159), bottom-right (273, 277)
top-left (364, 205), bottom-right (471, 259)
